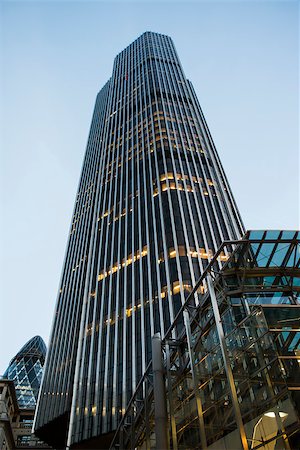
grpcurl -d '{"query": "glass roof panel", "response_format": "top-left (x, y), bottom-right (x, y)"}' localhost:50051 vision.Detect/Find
top-left (281, 231), bottom-right (297, 239)
top-left (265, 230), bottom-right (280, 240)
top-left (249, 243), bottom-right (260, 260)
top-left (286, 245), bottom-right (299, 267)
top-left (269, 243), bottom-right (290, 267)
top-left (248, 230), bottom-right (265, 240)
top-left (292, 278), bottom-right (300, 287)
top-left (256, 243), bottom-right (275, 266)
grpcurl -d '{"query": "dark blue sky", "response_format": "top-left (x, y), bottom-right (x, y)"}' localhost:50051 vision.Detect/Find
top-left (1, 0), bottom-right (298, 373)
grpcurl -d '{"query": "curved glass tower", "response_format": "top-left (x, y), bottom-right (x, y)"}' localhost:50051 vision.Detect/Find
top-left (4, 335), bottom-right (46, 409)
top-left (34, 32), bottom-right (244, 448)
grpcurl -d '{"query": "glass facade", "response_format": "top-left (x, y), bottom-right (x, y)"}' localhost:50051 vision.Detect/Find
top-left (110, 231), bottom-right (300, 450)
top-left (34, 32), bottom-right (245, 448)
top-left (3, 336), bottom-right (46, 409)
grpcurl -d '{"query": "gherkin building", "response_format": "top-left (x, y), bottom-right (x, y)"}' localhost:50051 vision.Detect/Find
top-left (3, 335), bottom-right (46, 408)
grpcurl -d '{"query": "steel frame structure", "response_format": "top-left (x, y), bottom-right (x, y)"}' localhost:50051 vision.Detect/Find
top-left (110, 231), bottom-right (300, 450)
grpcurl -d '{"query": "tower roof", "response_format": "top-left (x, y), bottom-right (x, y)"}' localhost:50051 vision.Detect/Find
top-left (15, 335), bottom-right (46, 361)
top-left (5, 335), bottom-right (47, 369)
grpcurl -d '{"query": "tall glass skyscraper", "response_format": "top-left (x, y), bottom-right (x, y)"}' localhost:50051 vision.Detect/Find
top-left (4, 335), bottom-right (46, 409)
top-left (34, 32), bottom-right (244, 448)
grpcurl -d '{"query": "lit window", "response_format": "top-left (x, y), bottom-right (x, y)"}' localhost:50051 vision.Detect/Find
top-left (190, 247), bottom-right (198, 258)
top-left (173, 281), bottom-right (180, 295)
top-left (183, 283), bottom-right (192, 292)
top-left (219, 251), bottom-right (229, 262)
top-left (160, 172), bottom-right (174, 181)
top-left (98, 246), bottom-right (148, 281)
top-left (169, 248), bottom-right (177, 258)
top-left (197, 285), bottom-right (205, 294)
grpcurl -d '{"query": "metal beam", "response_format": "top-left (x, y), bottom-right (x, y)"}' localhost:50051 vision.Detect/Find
top-left (152, 333), bottom-right (169, 450)
top-left (207, 273), bottom-right (249, 450)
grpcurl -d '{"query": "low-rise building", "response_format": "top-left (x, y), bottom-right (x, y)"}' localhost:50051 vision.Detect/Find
top-left (0, 379), bottom-right (18, 450)
top-left (0, 378), bottom-right (50, 449)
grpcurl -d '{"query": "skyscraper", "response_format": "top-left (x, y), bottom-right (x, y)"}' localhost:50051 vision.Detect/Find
top-left (34, 31), bottom-right (244, 448)
top-left (3, 336), bottom-right (46, 409)
top-left (1, 336), bottom-right (50, 449)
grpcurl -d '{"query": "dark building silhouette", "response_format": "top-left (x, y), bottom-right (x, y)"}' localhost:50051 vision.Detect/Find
top-left (34, 32), bottom-right (245, 448)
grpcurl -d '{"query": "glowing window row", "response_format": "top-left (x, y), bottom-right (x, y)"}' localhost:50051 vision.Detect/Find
top-left (97, 193), bottom-right (139, 223)
top-left (76, 405), bottom-right (97, 416)
top-left (70, 205), bottom-right (91, 234)
top-left (97, 246), bottom-right (148, 281)
top-left (76, 404), bottom-right (125, 417)
top-left (153, 183), bottom-right (212, 196)
top-left (106, 116), bottom-right (203, 159)
top-left (71, 256), bottom-right (87, 273)
top-left (43, 392), bottom-right (69, 397)
top-left (72, 206), bottom-right (92, 226)
top-left (105, 102), bottom-right (196, 129)
top-left (104, 138), bottom-right (205, 179)
top-left (159, 172), bottom-right (214, 185)
top-left (153, 182), bottom-right (194, 196)
top-left (86, 280), bottom-right (205, 335)
top-left (158, 247), bottom-right (229, 262)
top-left (95, 245), bottom-right (229, 286)
top-left (76, 181), bottom-right (94, 202)
top-left (98, 179), bottom-right (217, 227)
top-left (153, 174), bottom-right (215, 197)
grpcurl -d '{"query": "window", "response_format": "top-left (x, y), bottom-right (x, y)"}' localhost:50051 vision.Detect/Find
top-left (17, 435), bottom-right (31, 446)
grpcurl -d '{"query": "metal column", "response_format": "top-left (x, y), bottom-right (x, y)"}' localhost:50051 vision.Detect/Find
top-left (152, 333), bottom-right (169, 450)
top-left (183, 310), bottom-right (208, 450)
top-left (207, 273), bottom-right (249, 450)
